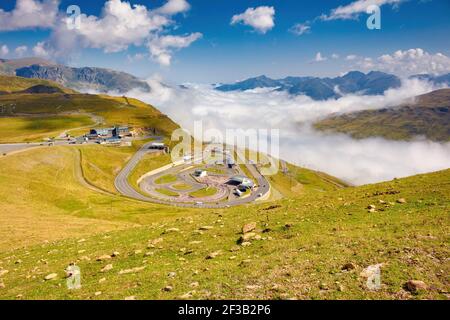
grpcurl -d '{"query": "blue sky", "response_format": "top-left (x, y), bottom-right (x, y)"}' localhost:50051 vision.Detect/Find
top-left (0, 0), bottom-right (449, 83)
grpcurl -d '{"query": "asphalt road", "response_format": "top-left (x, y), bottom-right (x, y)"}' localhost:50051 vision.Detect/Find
top-left (0, 140), bottom-right (92, 155)
top-left (114, 142), bottom-right (271, 208)
top-left (0, 138), bottom-right (271, 209)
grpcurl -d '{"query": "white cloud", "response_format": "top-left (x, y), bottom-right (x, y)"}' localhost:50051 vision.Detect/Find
top-left (119, 77), bottom-right (450, 185)
top-left (127, 53), bottom-right (146, 63)
top-left (0, 0), bottom-right (59, 31)
top-left (156, 0), bottom-right (190, 15)
top-left (292, 0), bottom-right (405, 34)
top-left (32, 41), bottom-right (51, 58)
top-left (231, 6), bottom-right (275, 34)
top-left (314, 52), bottom-right (327, 62)
top-left (331, 53), bottom-right (340, 59)
top-left (72, 0), bottom-right (171, 53)
top-left (147, 33), bottom-right (202, 66)
top-left (351, 48), bottom-right (450, 76)
top-left (377, 48), bottom-right (450, 75)
top-left (14, 45), bottom-right (28, 57)
top-left (17, 0), bottom-right (199, 66)
top-left (322, 0), bottom-right (404, 20)
top-left (346, 54), bottom-right (358, 61)
top-left (290, 23), bottom-right (310, 36)
top-left (0, 45), bottom-right (9, 57)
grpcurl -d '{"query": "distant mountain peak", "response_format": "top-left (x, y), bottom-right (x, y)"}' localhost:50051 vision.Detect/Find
top-left (216, 71), bottom-right (404, 100)
top-left (13, 62), bottom-right (149, 93)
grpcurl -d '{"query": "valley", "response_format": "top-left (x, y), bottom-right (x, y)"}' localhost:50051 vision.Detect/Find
top-left (0, 71), bottom-right (448, 300)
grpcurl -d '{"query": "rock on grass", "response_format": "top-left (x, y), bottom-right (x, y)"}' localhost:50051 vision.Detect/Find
top-left (44, 273), bottom-right (58, 281)
top-left (118, 266), bottom-right (146, 275)
top-left (101, 264), bottom-right (113, 272)
top-left (96, 255), bottom-right (112, 261)
top-left (242, 223), bottom-right (256, 234)
top-left (342, 263), bottom-right (356, 271)
top-left (206, 251), bottom-right (221, 259)
top-left (405, 280), bottom-right (427, 293)
top-left (163, 228), bottom-right (180, 234)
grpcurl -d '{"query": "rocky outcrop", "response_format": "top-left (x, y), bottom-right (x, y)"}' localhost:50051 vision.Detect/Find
top-left (16, 64), bottom-right (150, 93)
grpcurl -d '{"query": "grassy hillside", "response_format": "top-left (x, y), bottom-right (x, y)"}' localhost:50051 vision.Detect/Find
top-left (0, 115), bottom-right (94, 143)
top-left (0, 75), bottom-right (179, 142)
top-left (0, 146), bottom-right (448, 300)
top-left (0, 146), bottom-right (194, 250)
top-left (267, 163), bottom-right (348, 198)
top-left (0, 75), bottom-right (75, 94)
top-left (314, 89), bottom-right (450, 142)
top-left (0, 92), bottom-right (178, 138)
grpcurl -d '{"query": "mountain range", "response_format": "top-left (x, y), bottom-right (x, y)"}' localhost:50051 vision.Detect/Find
top-left (0, 58), bottom-right (150, 93)
top-left (216, 71), bottom-right (450, 100)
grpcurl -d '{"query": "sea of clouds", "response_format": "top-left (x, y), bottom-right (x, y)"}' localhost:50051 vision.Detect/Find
top-left (115, 77), bottom-right (450, 185)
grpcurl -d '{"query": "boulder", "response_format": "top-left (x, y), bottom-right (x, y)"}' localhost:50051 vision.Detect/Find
top-left (342, 263), bottom-right (356, 271)
top-left (96, 255), bottom-right (112, 261)
top-left (405, 280), bottom-right (427, 293)
top-left (164, 228), bottom-right (180, 234)
top-left (44, 273), bottom-right (58, 281)
top-left (238, 232), bottom-right (257, 243)
top-left (242, 222), bottom-right (257, 234)
top-left (101, 264), bottom-right (113, 272)
top-left (119, 266), bottom-right (145, 275)
top-left (206, 251), bottom-right (221, 259)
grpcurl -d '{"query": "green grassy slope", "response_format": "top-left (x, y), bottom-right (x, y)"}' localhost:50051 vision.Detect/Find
top-left (0, 146), bottom-right (195, 250)
top-left (0, 145), bottom-right (448, 300)
top-left (314, 89), bottom-right (450, 142)
top-left (0, 75), bottom-right (179, 141)
top-left (0, 75), bottom-right (75, 94)
top-left (0, 115), bottom-right (95, 143)
top-left (0, 93), bottom-right (178, 137)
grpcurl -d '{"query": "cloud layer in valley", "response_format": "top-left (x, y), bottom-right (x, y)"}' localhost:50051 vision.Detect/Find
top-left (119, 77), bottom-right (450, 185)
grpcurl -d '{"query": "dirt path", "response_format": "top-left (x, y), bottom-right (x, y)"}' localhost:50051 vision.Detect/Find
top-left (72, 148), bottom-right (115, 196)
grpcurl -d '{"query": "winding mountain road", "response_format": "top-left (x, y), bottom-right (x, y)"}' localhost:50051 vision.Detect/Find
top-left (114, 142), bottom-right (271, 208)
